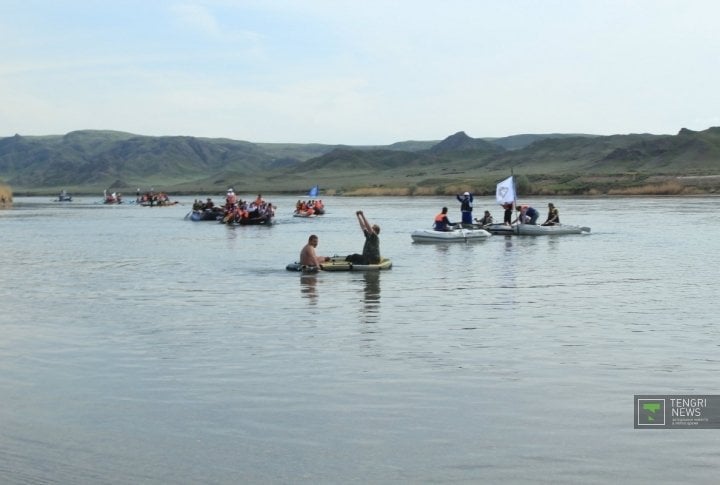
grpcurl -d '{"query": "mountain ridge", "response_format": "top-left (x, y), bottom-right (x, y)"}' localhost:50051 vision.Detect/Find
top-left (1, 127), bottom-right (719, 195)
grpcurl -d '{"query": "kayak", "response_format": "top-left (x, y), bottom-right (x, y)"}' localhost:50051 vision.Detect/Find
top-left (411, 227), bottom-right (491, 243)
top-left (286, 256), bottom-right (392, 272)
top-left (484, 223), bottom-right (591, 235)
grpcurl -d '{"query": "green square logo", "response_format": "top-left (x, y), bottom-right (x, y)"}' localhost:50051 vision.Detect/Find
top-left (637, 399), bottom-right (665, 426)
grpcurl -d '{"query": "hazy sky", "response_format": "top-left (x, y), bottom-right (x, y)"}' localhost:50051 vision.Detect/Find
top-left (2, 0), bottom-right (719, 144)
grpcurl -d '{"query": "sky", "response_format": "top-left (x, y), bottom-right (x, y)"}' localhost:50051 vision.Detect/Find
top-left (2, 0), bottom-right (719, 144)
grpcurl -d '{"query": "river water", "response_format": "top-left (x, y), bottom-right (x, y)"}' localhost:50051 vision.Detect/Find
top-left (1, 195), bottom-right (718, 484)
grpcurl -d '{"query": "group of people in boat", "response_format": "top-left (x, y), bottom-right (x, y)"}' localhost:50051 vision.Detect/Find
top-left (103, 190), bottom-right (122, 204)
top-left (192, 197), bottom-right (218, 211)
top-left (57, 189), bottom-right (72, 202)
top-left (137, 191), bottom-right (175, 206)
top-left (294, 199), bottom-right (325, 216)
top-left (499, 202), bottom-right (559, 226)
top-left (221, 189), bottom-right (275, 224)
top-left (433, 192), bottom-right (562, 231)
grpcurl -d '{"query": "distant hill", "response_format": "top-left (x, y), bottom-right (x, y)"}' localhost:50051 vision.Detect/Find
top-left (427, 131), bottom-right (503, 155)
top-left (0, 130), bottom-right (338, 188)
top-left (483, 133), bottom-right (599, 151)
top-left (1, 127), bottom-right (719, 195)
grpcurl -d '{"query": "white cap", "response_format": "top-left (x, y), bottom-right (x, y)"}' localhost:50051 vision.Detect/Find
top-left (463, 191), bottom-right (470, 196)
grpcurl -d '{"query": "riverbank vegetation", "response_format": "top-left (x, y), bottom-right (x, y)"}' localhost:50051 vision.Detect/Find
top-left (0, 181), bottom-right (12, 206)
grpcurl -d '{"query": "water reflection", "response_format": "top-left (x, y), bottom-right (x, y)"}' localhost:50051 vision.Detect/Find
top-left (358, 272), bottom-right (382, 357)
top-left (497, 236), bottom-right (519, 309)
top-left (503, 235), bottom-right (513, 251)
top-left (361, 271), bottom-right (381, 321)
top-left (224, 224), bottom-right (238, 249)
top-left (299, 274), bottom-right (318, 304)
top-left (432, 244), bottom-right (451, 254)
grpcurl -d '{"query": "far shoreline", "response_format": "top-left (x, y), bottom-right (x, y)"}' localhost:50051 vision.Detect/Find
top-left (5, 174), bottom-right (720, 198)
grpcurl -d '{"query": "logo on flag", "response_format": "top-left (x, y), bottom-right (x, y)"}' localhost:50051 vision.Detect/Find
top-left (496, 176), bottom-right (516, 205)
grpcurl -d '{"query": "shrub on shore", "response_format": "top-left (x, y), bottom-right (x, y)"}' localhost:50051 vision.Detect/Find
top-left (0, 182), bottom-right (12, 207)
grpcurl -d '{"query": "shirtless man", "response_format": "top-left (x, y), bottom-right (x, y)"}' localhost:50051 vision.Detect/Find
top-left (300, 234), bottom-right (330, 267)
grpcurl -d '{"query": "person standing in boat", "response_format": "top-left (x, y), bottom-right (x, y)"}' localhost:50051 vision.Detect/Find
top-left (346, 211), bottom-right (381, 265)
top-left (502, 203), bottom-right (513, 226)
top-left (433, 207), bottom-right (454, 231)
top-left (541, 203), bottom-right (560, 226)
top-left (475, 210), bottom-right (493, 227)
top-left (225, 188), bottom-right (237, 207)
top-left (456, 191), bottom-right (474, 225)
top-left (300, 234), bottom-right (331, 267)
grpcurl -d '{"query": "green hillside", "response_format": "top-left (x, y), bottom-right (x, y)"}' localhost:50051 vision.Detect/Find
top-left (2, 127), bottom-right (719, 196)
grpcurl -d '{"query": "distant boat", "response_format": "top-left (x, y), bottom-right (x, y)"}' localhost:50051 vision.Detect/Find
top-left (294, 186), bottom-right (324, 216)
top-left (103, 190), bottom-right (122, 204)
top-left (56, 190), bottom-right (72, 202)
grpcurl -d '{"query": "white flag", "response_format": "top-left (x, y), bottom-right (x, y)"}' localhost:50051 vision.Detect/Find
top-left (496, 176), bottom-right (516, 205)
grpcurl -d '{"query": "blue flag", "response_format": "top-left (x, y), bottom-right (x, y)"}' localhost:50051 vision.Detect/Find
top-left (308, 185), bottom-right (319, 197)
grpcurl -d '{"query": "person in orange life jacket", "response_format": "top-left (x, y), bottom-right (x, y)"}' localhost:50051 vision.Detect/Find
top-left (456, 191), bottom-right (473, 224)
top-left (434, 207), bottom-right (454, 231)
top-left (513, 204), bottom-right (539, 225)
top-left (541, 203), bottom-right (560, 226)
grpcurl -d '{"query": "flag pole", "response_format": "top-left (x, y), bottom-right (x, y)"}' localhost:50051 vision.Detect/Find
top-left (510, 168), bottom-right (516, 212)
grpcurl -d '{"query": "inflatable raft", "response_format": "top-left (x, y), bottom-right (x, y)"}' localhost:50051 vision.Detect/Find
top-left (411, 227), bottom-right (491, 243)
top-left (286, 256), bottom-right (392, 272)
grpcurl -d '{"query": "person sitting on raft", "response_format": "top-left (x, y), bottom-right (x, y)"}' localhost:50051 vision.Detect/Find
top-left (300, 234), bottom-right (331, 268)
top-left (434, 207), bottom-right (454, 231)
top-left (475, 210), bottom-right (493, 226)
top-left (541, 203), bottom-right (560, 226)
top-left (345, 211), bottom-right (381, 265)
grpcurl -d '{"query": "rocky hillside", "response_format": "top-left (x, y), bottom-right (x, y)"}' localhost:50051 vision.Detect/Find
top-left (2, 127), bottom-right (719, 194)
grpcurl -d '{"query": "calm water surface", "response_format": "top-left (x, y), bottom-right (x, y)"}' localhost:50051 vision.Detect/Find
top-left (1, 195), bottom-right (719, 484)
